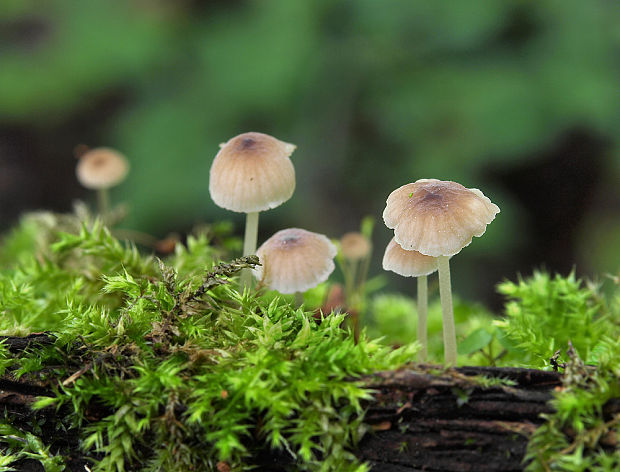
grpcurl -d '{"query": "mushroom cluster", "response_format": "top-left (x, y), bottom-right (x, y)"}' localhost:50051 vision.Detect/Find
top-left (209, 132), bottom-right (296, 290)
top-left (209, 132), bottom-right (336, 300)
top-left (207, 134), bottom-right (501, 362)
top-left (71, 135), bottom-right (502, 365)
top-left (382, 179), bottom-right (500, 364)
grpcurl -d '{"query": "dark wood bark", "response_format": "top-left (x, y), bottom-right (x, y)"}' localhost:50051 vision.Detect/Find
top-left (357, 366), bottom-right (562, 472)
top-left (0, 336), bottom-right (588, 471)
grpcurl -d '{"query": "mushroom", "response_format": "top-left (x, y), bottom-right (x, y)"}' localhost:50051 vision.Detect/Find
top-left (340, 232), bottom-right (371, 261)
top-left (339, 232), bottom-right (373, 340)
top-left (383, 179), bottom-right (499, 364)
top-left (75, 147), bottom-right (129, 214)
top-left (209, 132), bottom-right (296, 289)
top-left (253, 228), bottom-right (337, 305)
top-left (339, 231), bottom-right (372, 298)
top-left (382, 237), bottom-right (439, 361)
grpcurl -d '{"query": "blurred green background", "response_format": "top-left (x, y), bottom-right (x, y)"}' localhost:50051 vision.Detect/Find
top-left (1, 0), bottom-right (619, 307)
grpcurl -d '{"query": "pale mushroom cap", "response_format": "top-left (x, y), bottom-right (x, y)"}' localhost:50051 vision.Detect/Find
top-left (340, 232), bottom-right (372, 260)
top-left (209, 132), bottom-right (296, 213)
top-left (383, 179), bottom-right (500, 257)
top-left (382, 237), bottom-right (439, 277)
top-left (76, 148), bottom-right (129, 190)
top-left (253, 228), bottom-right (337, 294)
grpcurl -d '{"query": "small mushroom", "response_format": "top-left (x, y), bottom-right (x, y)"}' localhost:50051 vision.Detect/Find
top-left (382, 237), bottom-right (438, 361)
top-left (339, 231), bottom-right (372, 298)
top-left (209, 132), bottom-right (296, 289)
top-left (76, 147), bottom-right (129, 214)
top-left (253, 228), bottom-right (337, 304)
top-left (339, 231), bottom-right (373, 341)
top-left (383, 179), bottom-right (499, 364)
top-left (340, 232), bottom-right (371, 261)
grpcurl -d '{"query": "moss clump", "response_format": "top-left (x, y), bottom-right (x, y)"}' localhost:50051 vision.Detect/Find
top-left (495, 272), bottom-right (620, 470)
top-left (496, 271), bottom-right (613, 367)
top-left (0, 215), bottom-right (417, 471)
top-left (526, 341), bottom-right (620, 471)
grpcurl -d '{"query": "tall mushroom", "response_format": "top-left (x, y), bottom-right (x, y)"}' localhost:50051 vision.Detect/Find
top-left (76, 147), bottom-right (129, 215)
top-left (209, 132), bottom-right (296, 289)
top-left (383, 179), bottom-right (499, 365)
top-left (382, 237), bottom-right (438, 361)
top-left (253, 228), bottom-right (337, 305)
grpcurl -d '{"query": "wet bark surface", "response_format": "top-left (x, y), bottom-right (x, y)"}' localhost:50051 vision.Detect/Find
top-left (0, 335), bottom-right (576, 471)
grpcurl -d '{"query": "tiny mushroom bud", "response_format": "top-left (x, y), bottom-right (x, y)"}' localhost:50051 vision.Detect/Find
top-left (209, 132), bottom-right (296, 289)
top-left (253, 228), bottom-right (337, 298)
top-left (339, 231), bottom-right (373, 341)
top-left (76, 147), bottom-right (129, 215)
top-left (382, 237), bottom-right (439, 361)
top-left (383, 179), bottom-right (499, 365)
top-left (340, 232), bottom-right (371, 261)
top-left (76, 148), bottom-right (129, 190)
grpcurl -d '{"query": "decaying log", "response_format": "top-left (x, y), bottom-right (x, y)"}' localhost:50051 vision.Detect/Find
top-left (0, 336), bottom-right (592, 471)
top-left (357, 366), bottom-right (562, 472)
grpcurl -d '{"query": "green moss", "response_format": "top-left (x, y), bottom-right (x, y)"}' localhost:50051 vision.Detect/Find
top-left (0, 213), bottom-right (416, 471)
top-left (525, 341), bottom-right (620, 471)
top-left (0, 423), bottom-right (64, 472)
top-left (494, 272), bottom-right (620, 470)
top-left (1, 212), bottom-right (619, 470)
top-left (496, 270), bottom-right (618, 367)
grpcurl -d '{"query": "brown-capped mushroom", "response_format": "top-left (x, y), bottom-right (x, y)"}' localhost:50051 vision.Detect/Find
top-left (382, 237), bottom-right (439, 361)
top-left (339, 231), bottom-right (373, 341)
top-left (209, 132), bottom-right (296, 289)
top-left (340, 232), bottom-right (371, 261)
top-left (383, 179), bottom-right (499, 364)
top-left (253, 228), bottom-right (337, 300)
top-left (76, 147), bottom-right (129, 214)
top-left (382, 237), bottom-right (438, 277)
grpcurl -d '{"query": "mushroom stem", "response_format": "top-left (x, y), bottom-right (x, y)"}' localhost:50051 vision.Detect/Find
top-left (97, 188), bottom-right (110, 217)
top-left (358, 253), bottom-right (371, 293)
top-left (240, 211), bottom-right (260, 289)
top-left (342, 259), bottom-right (355, 301)
top-left (417, 275), bottom-right (428, 362)
top-left (294, 292), bottom-right (304, 307)
top-left (437, 255), bottom-right (457, 365)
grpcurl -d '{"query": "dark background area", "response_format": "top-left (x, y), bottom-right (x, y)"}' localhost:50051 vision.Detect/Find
top-left (1, 0), bottom-right (619, 308)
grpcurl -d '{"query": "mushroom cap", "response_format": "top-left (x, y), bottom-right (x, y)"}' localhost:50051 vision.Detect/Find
top-left (340, 232), bottom-right (372, 261)
top-left (382, 237), bottom-right (439, 277)
top-left (76, 148), bottom-right (129, 190)
top-left (209, 132), bottom-right (296, 213)
top-left (253, 228), bottom-right (337, 294)
top-left (383, 179), bottom-right (500, 257)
